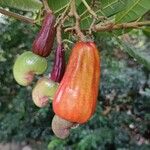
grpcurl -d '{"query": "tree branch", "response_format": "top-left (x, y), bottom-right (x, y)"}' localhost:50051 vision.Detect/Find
top-left (0, 8), bottom-right (35, 24)
top-left (93, 21), bottom-right (150, 32)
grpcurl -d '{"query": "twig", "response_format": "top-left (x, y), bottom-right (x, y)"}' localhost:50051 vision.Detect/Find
top-left (65, 0), bottom-right (86, 41)
top-left (55, 2), bottom-right (71, 27)
top-left (55, 1), bottom-right (72, 43)
top-left (56, 24), bottom-right (62, 44)
top-left (81, 0), bottom-right (97, 19)
top-left (93, 21), bottom-right (150, 32)
top-left (89, 18), bottom-right (96, 34)
top-left (80, 0), bottom-right (99, 18)
top-left (81, 0), bottom-right (107, 34)
top-left (64, 21), bottom-right (150, 33)
top-left (102, 106), bottom-right (111, 116)
top-left (91, 0), bottom-right (97, 8)
top-left (0, 8), bottom-right (35, 24)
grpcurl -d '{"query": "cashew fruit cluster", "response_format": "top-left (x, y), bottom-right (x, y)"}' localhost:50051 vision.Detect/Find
top-left (13, 12), bottom-right (56, 86)
top-left (13, 11), bottom-right (65, 113)
top-left (32, 43), bottom-right (66, 107)
top-left (13, 10), bottom-right (100, 139)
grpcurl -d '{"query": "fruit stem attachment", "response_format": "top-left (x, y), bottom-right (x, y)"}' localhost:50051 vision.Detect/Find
top-left (56, 24), bottom-right (62, 45)
top-left (42, 0), bottom-right (52, 13)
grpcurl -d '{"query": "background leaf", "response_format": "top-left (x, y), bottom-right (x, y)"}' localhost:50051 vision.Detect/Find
top-left (115, 0), bottom-right (150, 23)
top-left (48, 0), bottom-right (69, 14)
top-left (142, 27), bottom-right (150, 37)
top-left (100, 0), bottom-right (127, 17)
top-left (115, 35), bottom-right (150, 70)
top-left (0, 0), bottom-right (42, 11)
top-left (48, 0), bottom-right (81, 14)
top-left (80, 0), bottom-right (127, 29)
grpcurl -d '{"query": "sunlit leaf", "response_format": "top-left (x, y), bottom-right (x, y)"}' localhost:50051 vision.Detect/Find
top-left (0, 0), bottom-right (42, 11)
top-left (48, 0), bottom-right (81, 14)
top-left (80, 0), bottom-right (127, 29)
top-left (115, 0), bottom-right (150, 23)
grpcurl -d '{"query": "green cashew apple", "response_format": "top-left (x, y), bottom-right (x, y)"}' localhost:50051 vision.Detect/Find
top-left (13, 51), bottom-right (47, 86)
top-left (32, 77), bottom-right (58, 107)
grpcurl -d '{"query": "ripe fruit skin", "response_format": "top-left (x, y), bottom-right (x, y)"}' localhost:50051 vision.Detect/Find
top-left (32, 12), bottom-right (56, 57)
top-left (50, 43), bottom-right (66, 82)
top-left (13, 51), bottom-right (47, 86)
top-left (53, 41), bottom-right (100, 124)
top-left (32, 77), bottom-right (58, 107)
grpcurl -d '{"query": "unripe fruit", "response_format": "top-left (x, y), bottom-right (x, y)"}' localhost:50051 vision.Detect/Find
top-left (32, 77), bottom-right (58, 107)
top-left (32, 43), bottom-right (66, 107)
top-left (32, 12), bottom-right (56, 57)
top-left (50, 43), bottom-right (66, 82)
top-left (13, 51), bottom-right (47, 86)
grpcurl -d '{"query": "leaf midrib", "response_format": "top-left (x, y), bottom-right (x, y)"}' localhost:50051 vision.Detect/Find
top-left (116, 0), bottom-right (141, 23)
top-left (81, 0), bottom-right (124, 22)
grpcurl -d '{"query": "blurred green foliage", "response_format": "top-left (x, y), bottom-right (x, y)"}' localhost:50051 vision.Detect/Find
top-left (0, 17), bottom-right (150, 150)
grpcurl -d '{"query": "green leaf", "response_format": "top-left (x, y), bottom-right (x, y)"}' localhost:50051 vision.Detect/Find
top-left (48, 138), bottom-right (65, 150)
top-left (48, 0), bottom-right (69, 14)
top-left (115, 35), bottom-right (150, 70)
top-left (142, 27), bottom-right (150, 37)
top-left (0, 0), bottom-right (42, 11)
top-left (80, 0), bottom-right (127, 29)
top-left (100, 0), bottom-right (127, 17)
top-left (48, 0), bottom-right (81, 14)
top-left (115, 0), bottom-right (150, 23)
